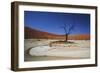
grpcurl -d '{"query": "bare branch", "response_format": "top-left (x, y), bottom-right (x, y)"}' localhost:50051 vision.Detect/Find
top-left (67, 24), bottom-right (75, 34)
top-left (61, 23), bottom-right (74, 34)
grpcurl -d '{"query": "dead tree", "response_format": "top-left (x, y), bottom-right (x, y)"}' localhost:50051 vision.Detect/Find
top-left (61, 24), bottom-right (74, 42)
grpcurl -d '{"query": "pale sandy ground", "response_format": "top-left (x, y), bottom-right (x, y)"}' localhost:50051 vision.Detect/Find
top-left (24, 39), bottom-right (90, 61)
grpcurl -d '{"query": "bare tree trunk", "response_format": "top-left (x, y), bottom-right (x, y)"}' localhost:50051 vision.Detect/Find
top-left (65, 34), bottom-right (68, 42)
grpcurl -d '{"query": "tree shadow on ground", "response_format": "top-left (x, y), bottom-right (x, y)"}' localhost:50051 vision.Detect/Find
top-left (49, 40), bottom-right (77, 47)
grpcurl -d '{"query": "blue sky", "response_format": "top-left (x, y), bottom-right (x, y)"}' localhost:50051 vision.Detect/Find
top-left (24, 11), bottom-right (90, 35)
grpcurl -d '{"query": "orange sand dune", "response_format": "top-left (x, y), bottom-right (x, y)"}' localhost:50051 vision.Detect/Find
top-left (25, 26), bottom-right (90, 40)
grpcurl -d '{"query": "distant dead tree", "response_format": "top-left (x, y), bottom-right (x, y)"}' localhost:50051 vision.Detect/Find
top-left (61, 23), bottom-right (75, 42)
